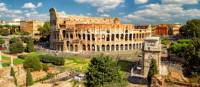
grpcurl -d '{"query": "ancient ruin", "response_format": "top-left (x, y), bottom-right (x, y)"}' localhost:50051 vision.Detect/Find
top-left (49, 8), bottom-right (152, 52)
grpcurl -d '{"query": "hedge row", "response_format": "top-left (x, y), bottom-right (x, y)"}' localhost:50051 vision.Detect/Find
top-left (39, 55), bottom-right (65, 66)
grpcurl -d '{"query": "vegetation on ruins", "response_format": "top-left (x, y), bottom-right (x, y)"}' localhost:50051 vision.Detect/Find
top-left (9, 41), bottom-right (24, 54)
top-left (169, 39), bottom-right (193, 58)
top-left (10, 67), bottom-right (18, 86)
top-left (147, 59), bottom-right (158, 84)
top-left (23, 54), bottom-right (42, 71)
top-left (170, 19), bottom-right (200, 78)
top-left (0, 29), bottom-right (10, 36)
top-left (85, 55), bottom-right (126, 87)
top-left (39, 55), bottom-right (65, 66)
top-left (26, 68), bottom-right (33, 86)
top-left (161, 37), bottom-right (170, 45)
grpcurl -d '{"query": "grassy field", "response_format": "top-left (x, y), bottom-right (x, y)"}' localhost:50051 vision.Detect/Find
top-left (2, 56), bottom-right (24, 67)
top-left (64, 57), bottom-right (90, 73)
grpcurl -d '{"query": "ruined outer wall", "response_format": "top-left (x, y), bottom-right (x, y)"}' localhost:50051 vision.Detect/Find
top-left (49, 8), bottom-right (151, 53)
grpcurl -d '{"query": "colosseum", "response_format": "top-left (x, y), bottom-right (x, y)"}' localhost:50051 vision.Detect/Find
top-left (49, 8), bottom-right (152, 53)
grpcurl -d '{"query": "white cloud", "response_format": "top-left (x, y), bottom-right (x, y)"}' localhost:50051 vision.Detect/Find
top-left (161, 0), bottom-right (199, 4)
top-left (37, 2), bottom-right (42, 7)
top-left (0, 2), bottom-right (47, 21)
top-left (74, 0), bottom-right (124, 13)
top-left (125, 4), bottom-right (200, 24)
top-left (135, 0), bottom-right (148, 4)
top-left (22, 2), bottom-right (42, 9)
top-left (0, 3), bottom-right (7, 11)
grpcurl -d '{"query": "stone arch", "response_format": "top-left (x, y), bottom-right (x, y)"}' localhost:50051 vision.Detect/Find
top-left (121, 34), bottom-right (124, 39)
top-left (116, 45), bottom-right (119, 51)
top-left (125, 34), bottom-right (128, 41)
top-left (82, 44), bottom-right (86, 51)
top-left (129, 34), bottom-right (132, 41)
top-left (111, 34), bottom-right (115, 41)
top-left (120, 44), bottom-right (124, 50)
top-left (129, 44), bottom-right (132, 50)
top-left (111, 45), bottom-right (115, 51)
top-left (87, 34), bottom-right (90, 40)
top-left (125, 44), bottom-right (128, 50)
top-left (75, 45), bottom-right (78, 52)
top-left (92, 34), bottom-right (95, 41)
top-left (92, 44), bottom-right (95, 51)
top-left (106, 35), bottom-right (110, 41)
top-left (116, 34), bottom-right (119, 39)
top-left (70, 33), bottom-right (73, 39)
top-left (70, 44), bottom-right (73, 51)
top-left (97, 45), bottom-right (100, 51)
top-left (106, 45), bottom-right (110, 51)
top-left (133, 34), bottom-right (135, 39)
top-left (83, 34), bottom-right (85, 39)
top-left (87, 44), bottom-right (90, 51)
top-left (102, 45), bottom-right (105, 51)
top-left (133, 44), bottom-right (135, 49)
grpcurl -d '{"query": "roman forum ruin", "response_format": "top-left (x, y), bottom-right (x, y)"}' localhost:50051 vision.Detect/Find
top-left (49, 8), bottom-right (152, 52)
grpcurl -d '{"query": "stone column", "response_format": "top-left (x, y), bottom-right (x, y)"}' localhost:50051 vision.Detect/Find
top-left (10, 56), bottom-right (14, 67)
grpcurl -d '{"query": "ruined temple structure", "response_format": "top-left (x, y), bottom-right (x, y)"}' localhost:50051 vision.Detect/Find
top-left (49, 8), bottom-right (151, 52)
top-left (142, 37), bottom-right (161, 76)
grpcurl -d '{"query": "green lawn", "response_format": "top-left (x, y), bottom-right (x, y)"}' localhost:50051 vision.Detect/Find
top-left (2, 56), bottom-right (24, 67)
top-left (64, 57), bottom-right (90, 72)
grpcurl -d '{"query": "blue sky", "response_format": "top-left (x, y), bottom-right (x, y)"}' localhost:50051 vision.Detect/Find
top-left (0, 0), bottom-right (200, 24)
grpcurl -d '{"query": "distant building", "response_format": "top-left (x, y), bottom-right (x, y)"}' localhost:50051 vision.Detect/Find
top-left (169, 24), bottom-right (182, 36)
top-left (20, 20), bottom-right (44, 39)
top-left (153, 24), bottom-right (169, 37)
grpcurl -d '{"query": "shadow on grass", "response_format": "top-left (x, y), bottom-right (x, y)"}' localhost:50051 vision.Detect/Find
top-left (117, 60), bottom-right (137, 73)
top-left (128, 76), bottom-right (148, 85)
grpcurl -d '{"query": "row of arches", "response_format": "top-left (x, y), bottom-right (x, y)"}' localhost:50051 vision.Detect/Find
top-left (63, 32), bottom-right (150, 41)
top-left (66, 43), bottom-right (143, 52)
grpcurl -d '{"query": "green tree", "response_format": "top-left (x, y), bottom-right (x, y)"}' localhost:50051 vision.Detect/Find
top-left (147, 59), bottom-right (158, 84)
top-left (26, 38), bottom-right (35, 52)
top-left (26, 68), bottom-right (33, 86)
top-left (10, 67), bottom-right (18, 86)
top-left (86, 55), bottom-right (123, 87)
top-left (23, 54), bottom-right (42, 71)
top-left (38, 22), bottom-right (50, 36)
top-left (179, 19), bottom-right (200, 39)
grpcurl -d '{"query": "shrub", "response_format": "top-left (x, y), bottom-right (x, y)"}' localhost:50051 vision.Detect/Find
top-left (23, 55), bottom-right (42, 71)
top-left (39, 55), bottom-right (65, 66)
top-left (18, 54), bottom-right (27, 59)
top-left (25, 38), bottom-right (35, 52)
top-left (42, 64), bottom-right (49, 72)
top-left (9, 42), bottom-right (24, 54)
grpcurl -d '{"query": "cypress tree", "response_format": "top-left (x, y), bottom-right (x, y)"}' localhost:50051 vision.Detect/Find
top-left (26, 68), bottom-right (33, 86)
top-left (10, 67), bottom-right (18, 86)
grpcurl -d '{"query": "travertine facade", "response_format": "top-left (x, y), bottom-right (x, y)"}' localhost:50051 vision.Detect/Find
top-left (142, 37), bottom-right (161, 76)
top-left (49, 8), bottom-right (151, 52)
